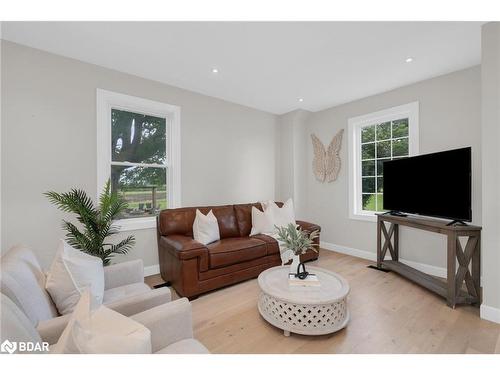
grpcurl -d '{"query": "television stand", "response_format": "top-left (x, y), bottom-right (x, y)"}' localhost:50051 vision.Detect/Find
top-left (446, 219), bottom-right (468, 226)
top-left (376, 214), bottom-right (481, 308)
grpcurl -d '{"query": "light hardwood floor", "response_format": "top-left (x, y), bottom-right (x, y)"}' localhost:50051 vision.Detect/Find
top-left (145, 249), bottom-right (500, 354)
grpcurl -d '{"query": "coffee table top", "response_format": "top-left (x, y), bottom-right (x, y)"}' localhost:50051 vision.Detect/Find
top-left (258, 266), bottom-right (350, 305)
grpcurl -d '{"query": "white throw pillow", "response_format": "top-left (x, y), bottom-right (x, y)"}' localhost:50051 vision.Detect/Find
top-left (250, 206), bottom-right (276, 236)
top-left (52, 290), bottom-right (151, 354)
top-left (260, 200), bottom-right (275, 211)
top-left (45, 240), bottom-right (104, 315)
top-left (193, 209), bottom-right (220, 245)
top-left (268, 198), bottom-right (296, 228)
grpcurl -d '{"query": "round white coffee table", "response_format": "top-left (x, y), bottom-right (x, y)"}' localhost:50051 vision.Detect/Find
top-left (257, 266), bottom-right (350, 336)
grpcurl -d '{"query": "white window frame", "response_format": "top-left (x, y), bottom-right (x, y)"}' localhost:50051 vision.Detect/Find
top-left (97, 89), bottom-right (181, 232)
top-left (348, 102), bottom-right (419, 222)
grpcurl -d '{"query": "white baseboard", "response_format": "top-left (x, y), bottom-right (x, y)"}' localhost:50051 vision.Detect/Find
top-left (321, 241), bottom-right (376, 262)
top-left (480, 304), bottom-right (500, 324)
top-left (320, 241), bottom-right (447, 278)
top-left (144, 264), bottom-right (160, 277)
top-left (397, 258), bottom-right (447, 279)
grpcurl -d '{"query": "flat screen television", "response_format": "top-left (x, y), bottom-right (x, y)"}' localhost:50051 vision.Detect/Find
top-left (383, 147), bottom-right (472, 222)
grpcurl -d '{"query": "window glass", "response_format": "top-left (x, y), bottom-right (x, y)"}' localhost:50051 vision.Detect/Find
top-left (359, 118), bottom-right (410, 213)
top-left (110, 108), bottom-right (168, 218)
top-left (111, 109), bottom-right (166, 164)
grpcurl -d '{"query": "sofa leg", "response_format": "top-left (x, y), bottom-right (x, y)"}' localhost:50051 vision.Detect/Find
top-left (153, 281), bottom-right (171, 289)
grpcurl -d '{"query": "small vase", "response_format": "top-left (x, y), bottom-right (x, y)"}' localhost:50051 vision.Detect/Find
top-left (290, 255), bottom-right (300, 275)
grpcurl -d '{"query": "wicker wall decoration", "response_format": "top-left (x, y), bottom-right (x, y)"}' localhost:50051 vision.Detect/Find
top-left (311, 129), bottom-right (344, 183)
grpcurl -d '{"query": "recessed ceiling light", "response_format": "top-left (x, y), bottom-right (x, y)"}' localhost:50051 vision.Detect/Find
top-left (405, 57), bottom-right (413, 63)
top-left (298, 98), bottom-right (304, 102)
top-left (211, 68), bottom-right (219, 74)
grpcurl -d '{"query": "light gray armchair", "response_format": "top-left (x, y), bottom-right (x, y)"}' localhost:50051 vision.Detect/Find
top-left (0, 245), bottom-right (171, 344)
top-left (0, 293), bottom-right (209, 354)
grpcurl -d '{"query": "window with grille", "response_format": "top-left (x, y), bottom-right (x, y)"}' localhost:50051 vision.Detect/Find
top-left (97, 90), bottom-right (181, 231)
top-left (348, 102), bottom-right (419, 221)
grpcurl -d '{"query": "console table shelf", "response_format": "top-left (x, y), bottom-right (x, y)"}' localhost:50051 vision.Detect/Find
top-left (376, 214), bottom-right (481, 308)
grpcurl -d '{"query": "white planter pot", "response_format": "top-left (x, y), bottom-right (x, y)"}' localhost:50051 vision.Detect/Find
top-left (289, 255), bottom-right (300, 275)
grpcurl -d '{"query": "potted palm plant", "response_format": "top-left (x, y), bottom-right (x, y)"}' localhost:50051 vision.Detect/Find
top-left (275, 223), bottom-right (319, 279)
top-left (45, 180), bottom-right (135, 265)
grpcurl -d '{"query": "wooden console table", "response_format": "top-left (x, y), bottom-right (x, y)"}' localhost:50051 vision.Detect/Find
top-left (376, 214), bottom-right (481, 308)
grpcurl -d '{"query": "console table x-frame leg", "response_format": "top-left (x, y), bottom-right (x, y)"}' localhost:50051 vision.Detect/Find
top-left (447, 232), bottom-right (481, 308)
top-left (377, 221), bottom-right (399, 267)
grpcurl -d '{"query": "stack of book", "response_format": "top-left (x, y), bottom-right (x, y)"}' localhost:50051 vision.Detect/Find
top-left (288, 273), bottom-right (321, 287)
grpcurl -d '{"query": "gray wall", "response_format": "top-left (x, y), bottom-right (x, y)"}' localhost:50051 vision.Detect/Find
top-left (1, 41), bottom-right (277, 268)
top-left (275, 109), bottom-right (310, 218)
top-left (303, 66), bottom-right (481, 270)
top-left (0, 40), bottom-right (484, 281)
top-left (480, 22), bottom-right (500, 319)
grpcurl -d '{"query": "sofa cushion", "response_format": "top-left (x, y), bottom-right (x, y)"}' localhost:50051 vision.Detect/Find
top-left (250, 206), bottom-right (276, 236)
top-left (207, 238), bottom-right (267, 269)
top-left (234, 203), bottom-right (262, 237)
top-left (193, 209), bottom-right (220, 245)
top-left (45, 240), bottom-right (105, 315)
top-left (250, 234), bottom-right (280, 256)
top-left (52, 290), bottom-right (152, 354)
top-left (267, 198), bottom-right (296, 228)
top-left (1, 245), bottom-right (59, 325)
top-left (103, 282), bottom-right (152, 304)
top-left (209, 205), bottom-right (240, 238)
top-left (158, 205), bottom-right (239, 239)
top-left (158, 207), bottom-right (196, 237)
top-left (155, 338), bottom-right (209, 354)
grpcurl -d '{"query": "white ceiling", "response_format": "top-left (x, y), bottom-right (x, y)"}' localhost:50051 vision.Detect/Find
top-left (2, 22), bottom-right (482, 114)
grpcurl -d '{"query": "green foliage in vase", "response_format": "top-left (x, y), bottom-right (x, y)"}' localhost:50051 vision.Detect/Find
top-left (45, 180), bottom-right (135, 266)
top-left (275, 223), bottom-right (319, 256)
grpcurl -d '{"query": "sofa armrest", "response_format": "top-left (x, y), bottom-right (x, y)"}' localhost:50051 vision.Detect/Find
top-left (37, 314), bottom-right (71, 345)
top-left (105, 287), bottom-right (171, 317)
top-left (159, 235), bottom-right (207, 259)
top-left (37, 288), bottom-right (171, 345)
top-left (158, 236), bottom-right (209, 273)
top-left (104, 259), bottom-right (144, 289)
top-left (296, 220), bottom-right (321, 233)
top-left (131, 298), bottom-right (193, 352)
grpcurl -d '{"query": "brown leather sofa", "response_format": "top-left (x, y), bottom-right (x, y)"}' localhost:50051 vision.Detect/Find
top-left (156, 202), bottom-right (321, 299)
